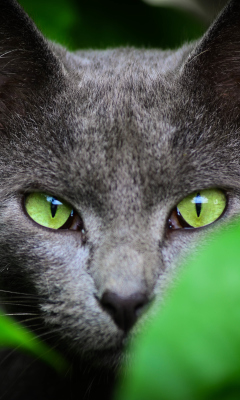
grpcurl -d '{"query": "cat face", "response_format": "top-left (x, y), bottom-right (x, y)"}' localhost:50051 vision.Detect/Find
top-left (0, 0), bottom-right (240, 367)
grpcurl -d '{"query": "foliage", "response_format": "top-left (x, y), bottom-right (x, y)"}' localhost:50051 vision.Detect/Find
top-left (115, 220), bottom-right (240, 400)
top-left (0, 312), bottom-right (68, 373)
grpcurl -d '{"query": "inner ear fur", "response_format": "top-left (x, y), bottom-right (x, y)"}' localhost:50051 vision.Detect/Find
top-left (183, 0), bottom-right (240, 109)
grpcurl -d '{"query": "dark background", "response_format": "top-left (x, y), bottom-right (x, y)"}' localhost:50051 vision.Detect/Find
top-left (17, 0), bottom-right (212, 50)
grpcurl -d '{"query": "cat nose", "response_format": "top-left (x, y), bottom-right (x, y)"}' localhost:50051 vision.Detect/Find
top-left (100, 290), bottom-right (149, 332)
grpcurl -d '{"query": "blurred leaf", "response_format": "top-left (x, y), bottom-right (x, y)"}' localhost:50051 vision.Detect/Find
top-left (116, 220), bottom-right (240, 400)
top-left (0, 312), bottom-right (68, 374)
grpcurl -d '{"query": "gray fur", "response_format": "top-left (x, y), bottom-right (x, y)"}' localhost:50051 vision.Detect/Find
top-left (0, 0), bottom-right (240, 398)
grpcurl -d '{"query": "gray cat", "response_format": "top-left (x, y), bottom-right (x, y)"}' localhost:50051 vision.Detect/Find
top-left (0, 0), bottom-right (239, 399)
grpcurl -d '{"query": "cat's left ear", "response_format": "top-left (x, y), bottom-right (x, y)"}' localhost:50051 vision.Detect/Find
top-left (183, 0), bottom-right (240, 110)
top-left (0, 0), bottom-right (63, 121)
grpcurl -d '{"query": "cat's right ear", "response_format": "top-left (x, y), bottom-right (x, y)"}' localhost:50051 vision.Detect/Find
top-left (183, 0), bottom-right (240, 114)
top-left (0, 0), bottom-right (62, 122)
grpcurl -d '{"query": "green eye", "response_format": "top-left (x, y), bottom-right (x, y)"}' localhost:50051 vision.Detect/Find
top-left (176, 189), bottom-right (226, 228)
top-left (25, 193), bottom-right (73, 229)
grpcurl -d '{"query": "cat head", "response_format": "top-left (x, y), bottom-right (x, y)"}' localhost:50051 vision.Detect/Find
top-left (0, 0), bottom-right (240, 367)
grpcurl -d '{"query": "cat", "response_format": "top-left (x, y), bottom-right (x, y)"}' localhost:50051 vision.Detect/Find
top-left (0, 0), bottom-right (240, 399)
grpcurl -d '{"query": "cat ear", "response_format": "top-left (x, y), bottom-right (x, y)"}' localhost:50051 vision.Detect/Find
top-left (184, 0), bottom-right (240, 110)
top-left (0, 0), bottom-right (62, 120)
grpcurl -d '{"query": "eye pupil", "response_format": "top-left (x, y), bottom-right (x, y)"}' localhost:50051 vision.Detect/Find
top-left (195, 192), bottom-right (202, 218)
top-left (51, 201), bottom-right (58, 218)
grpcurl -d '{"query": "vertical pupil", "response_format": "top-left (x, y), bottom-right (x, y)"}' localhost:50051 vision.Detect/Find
top-left (195, 192), bottom-right (202, 218)
top-left (51, 199), bottom-right (58, 218)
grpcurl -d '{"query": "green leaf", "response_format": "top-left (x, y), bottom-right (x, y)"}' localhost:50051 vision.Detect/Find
top-left (116, 220), bottom-right (240, 400)
top-left (0, 312), bottom-right (68, 374)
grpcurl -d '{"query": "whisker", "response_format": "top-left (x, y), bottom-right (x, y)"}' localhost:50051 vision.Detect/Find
top-left (0, 328), bottom-right (65, 368)
top-left (0, 289), bottom-right (44, 299)
top-left (2, 313), bottom-right (39, 316)
top-left (186, 48), bottom-right (210, 65)
top-left (13, 321), bottom-right (46, 332)
top-left (0, 49), bottom-right (19, 59)
top-left (0, 263), bottom-right (10, 273)
top-left (0, 315), bottom-right (46, 335)
top-left (29, 327), bottom-right (65, 342)
top-left (11, 316), bottom-right (43, 326)
top-left (0, 290), bottom-right (58, 305)
top-left (0, 335), bottom-right (66, 400)
top-left (22, 324), bottom-right (45, 333)
top-left (84, 377), bottom-right (96, 400)
top-left (0, 348), bottom-right (20, 368)
top-left (0, 296), bottom-right (40, 302)
top-left (0, 302), bottom-right (40, 308)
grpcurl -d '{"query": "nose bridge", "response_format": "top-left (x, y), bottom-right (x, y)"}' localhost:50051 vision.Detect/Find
top-left (93, 233), bottom-right (159, 298)
top-left (105, 245), bottom-right (145, 282)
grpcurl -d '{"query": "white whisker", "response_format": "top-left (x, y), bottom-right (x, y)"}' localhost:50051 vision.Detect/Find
top-left (0, 289), bottom-right (42, 299)
top-left (0, 302), bottom-right (39, 308)
top-left (2, 313), bottom-right (38, 316)
top-left (11, 316), bottom-right (43, 326)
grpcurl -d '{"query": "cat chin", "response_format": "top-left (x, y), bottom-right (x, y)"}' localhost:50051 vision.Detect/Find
top-left (57, 329), bottom-right (132, 370)
top-left (81, 348), bottom-right (125, 370)
top-left (76, 345), bottom-right (137, 375)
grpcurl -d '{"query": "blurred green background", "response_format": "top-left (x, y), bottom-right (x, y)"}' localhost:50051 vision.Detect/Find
top-left (18, 0), bottom-right (206, 50)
